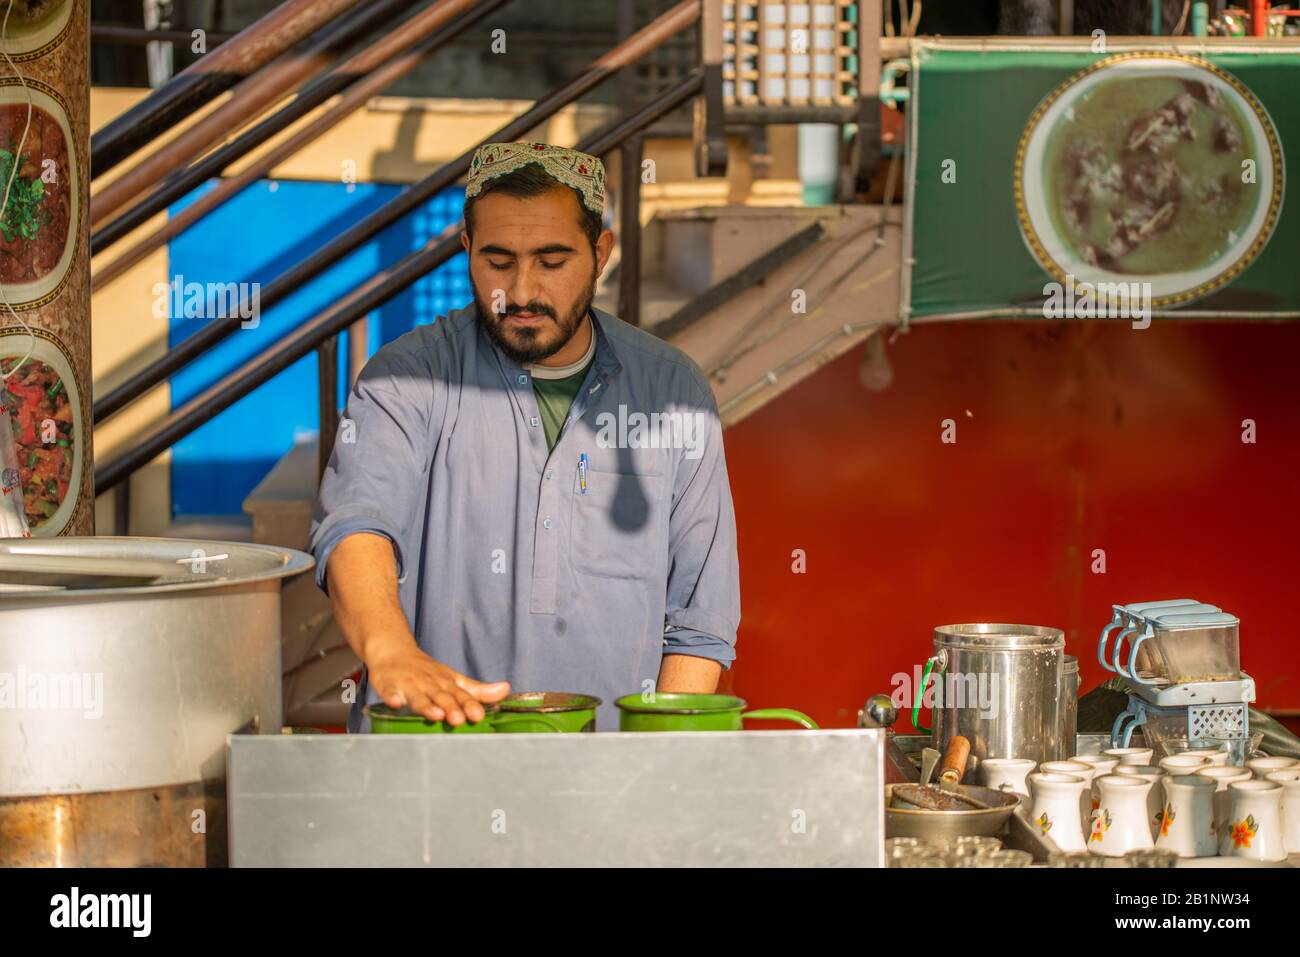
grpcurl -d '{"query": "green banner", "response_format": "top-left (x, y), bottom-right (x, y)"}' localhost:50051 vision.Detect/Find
top-left (905, 45), bottom-right (1298, 320)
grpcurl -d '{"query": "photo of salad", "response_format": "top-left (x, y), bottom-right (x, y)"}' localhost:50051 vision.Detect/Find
top-left (2, 355), bottom-right (74, 529)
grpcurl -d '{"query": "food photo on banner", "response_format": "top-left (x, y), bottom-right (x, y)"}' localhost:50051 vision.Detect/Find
top-left (904, 42), bottom-right (1296, 320)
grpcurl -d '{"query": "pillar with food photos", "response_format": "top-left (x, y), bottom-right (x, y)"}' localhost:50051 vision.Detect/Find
top-left (0, 0), bottom-right (88, 537)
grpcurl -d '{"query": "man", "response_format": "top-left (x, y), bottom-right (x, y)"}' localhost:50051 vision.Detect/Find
top-left (310, 141), bottom-right (740, 731)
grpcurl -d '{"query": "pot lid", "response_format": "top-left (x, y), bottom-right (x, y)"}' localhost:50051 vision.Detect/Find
top-left (933, 623), bottom-right (1064, 649)
top-left (0, 536), bottom-right (312, 598)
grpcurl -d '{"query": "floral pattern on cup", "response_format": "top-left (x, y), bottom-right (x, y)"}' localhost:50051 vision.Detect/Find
top-left (1228, 814), bottom-right (1258, 849)
top-left (1036, 811), bottom-right (1053, 835)
top-left (1090, 808), bottom-right (1112, 843)
top-left (1158, 805), bottom-right (1175, 837)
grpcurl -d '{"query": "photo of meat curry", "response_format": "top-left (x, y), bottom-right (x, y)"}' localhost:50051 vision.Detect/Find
top-left (0, 0), bottom-right (72, 56)
top-left (3, 0), bottom-right (68, 34)
top-left (0, 103), bottom-right (72, 286)
top-left (2, 356), bottom-right (74, 529)
top-left (1043, 75), bottom-right (1258, 276)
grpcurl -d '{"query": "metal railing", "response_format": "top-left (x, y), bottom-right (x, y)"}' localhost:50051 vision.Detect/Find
top-left (92, 0), bottom-right (373, 175)
top-left (91, 0), bottom-right (507, 275)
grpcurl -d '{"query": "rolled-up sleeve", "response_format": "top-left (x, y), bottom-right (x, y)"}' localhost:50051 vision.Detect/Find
top-left (309, 339), bottom-right (442, 594)
top-left (662, 375), bottom-right (741, 667)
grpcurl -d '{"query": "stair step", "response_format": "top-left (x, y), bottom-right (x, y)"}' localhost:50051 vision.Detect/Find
top-left (243, 436), bottom-right (320, 550)
top-left (649, 205), bottom-right (838, 296)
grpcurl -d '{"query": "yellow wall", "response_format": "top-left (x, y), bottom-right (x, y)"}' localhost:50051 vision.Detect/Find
top-left (89, 87), bottom-right (802, 533)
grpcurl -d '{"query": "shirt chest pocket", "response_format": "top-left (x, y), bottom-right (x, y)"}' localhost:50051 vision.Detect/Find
top-left (568, 467), bottom-right (667, 581)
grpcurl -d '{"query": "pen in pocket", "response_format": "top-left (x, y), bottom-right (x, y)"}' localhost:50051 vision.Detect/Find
top-left (578, 452), bottom-right (588, 494)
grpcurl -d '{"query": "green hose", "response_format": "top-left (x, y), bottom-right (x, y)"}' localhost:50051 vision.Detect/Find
top-left (911, 655), bottom-right (939, 734)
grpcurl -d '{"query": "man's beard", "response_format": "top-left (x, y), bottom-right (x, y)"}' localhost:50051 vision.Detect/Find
top-left (473, 269), bottom-right (596, 365)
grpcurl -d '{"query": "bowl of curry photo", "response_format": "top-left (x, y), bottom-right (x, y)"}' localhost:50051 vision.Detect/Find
top-left (0, 82), bottom-right (78, 307)
top-left (0, 0), bottom-right (74, 57)
top-left (1016, 54), bottom-right (1283, 308)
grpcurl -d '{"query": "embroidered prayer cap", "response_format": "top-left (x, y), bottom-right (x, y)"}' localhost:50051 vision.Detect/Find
top-left (465, 141), bottom-right (606, 215)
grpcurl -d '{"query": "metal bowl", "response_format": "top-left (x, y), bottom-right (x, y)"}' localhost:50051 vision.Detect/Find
top-left (885, 784), bottom-right (1022, 840)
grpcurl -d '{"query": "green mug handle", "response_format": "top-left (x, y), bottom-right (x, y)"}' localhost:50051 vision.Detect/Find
top-left (741, 708), bottom-right (819, 730)
top-left (490, 711), bottom-right (566, 733)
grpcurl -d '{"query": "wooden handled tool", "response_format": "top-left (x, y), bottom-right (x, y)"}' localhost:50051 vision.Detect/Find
top-left (938, 735), bottom-right (971, 787)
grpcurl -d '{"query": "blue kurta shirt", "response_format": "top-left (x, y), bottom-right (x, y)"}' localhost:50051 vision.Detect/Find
top-left (309, 304), bottom-right (741, 731)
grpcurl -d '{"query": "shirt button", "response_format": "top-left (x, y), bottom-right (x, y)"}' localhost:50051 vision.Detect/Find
top-left (517, 374), bottom-right (529, 385)
top-left (543, 518), bottom-right (553, 529)
top-left (546, 469), bottom-right (554, 479)
top-left (530, 416), bottom-right (539, 427)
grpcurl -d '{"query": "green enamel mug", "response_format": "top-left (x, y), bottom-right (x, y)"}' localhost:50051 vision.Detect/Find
top-left (498, 692), bottom-right (602, 732)
top-left (615, 692), bottom-right (819, 732)
top-left (364, 702), bottom-right (565, 734)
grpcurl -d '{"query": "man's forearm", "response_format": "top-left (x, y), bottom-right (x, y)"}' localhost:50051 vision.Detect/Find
top-left (326, 532), bottom-right (416, 662)
top-left (656, 653), bottom-right (723, 693)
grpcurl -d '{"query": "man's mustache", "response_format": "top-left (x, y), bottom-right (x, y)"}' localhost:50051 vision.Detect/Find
top-left (502, 305), bottom-right (555, 318)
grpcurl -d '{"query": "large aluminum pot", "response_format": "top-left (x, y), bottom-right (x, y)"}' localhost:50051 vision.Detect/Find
top-left (931, 623), bottom-right (1065, 775)
top-left (0, 536), bottom-right (312, 797)
top-left (1061, 654), bottom-right (1079, 757)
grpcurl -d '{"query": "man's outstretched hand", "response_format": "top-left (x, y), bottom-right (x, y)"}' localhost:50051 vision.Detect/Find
top-left (325, 533), bottom-right (509, 726)
top-left (367, 639), bottom-right (510, 725)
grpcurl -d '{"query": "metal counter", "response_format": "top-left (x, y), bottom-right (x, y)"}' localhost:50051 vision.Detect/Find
top-left (227, 729), bottom-right (885, 867)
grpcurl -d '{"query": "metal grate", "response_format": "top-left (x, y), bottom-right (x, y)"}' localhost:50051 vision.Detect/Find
top-left (722, 1), bottom-right (860, 107)
top-left (1189, 703), bottom-right (1248, 740)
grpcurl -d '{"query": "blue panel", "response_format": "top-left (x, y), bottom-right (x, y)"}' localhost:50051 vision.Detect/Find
top-left (167, 179), bottom-right (471, 516)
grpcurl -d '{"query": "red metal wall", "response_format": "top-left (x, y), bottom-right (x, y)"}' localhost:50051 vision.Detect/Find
top-left (719, 321), bottom-right (1299, 730)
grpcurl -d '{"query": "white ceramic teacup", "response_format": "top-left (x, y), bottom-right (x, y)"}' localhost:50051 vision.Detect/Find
top-left (981, 757), bottom-right (1037, 797)
top-left (1247, 756), bottom-right (1299, 780)
top-left (1175, 743), bottom-right (1231, 766)
top-left (1159, 754), bottom-right (1212, 775)
top-left (1157, 774), bottom-right (1218, 858)
top-left (1195, 765), bottom-right (1252, 837)
top-left (1264, 768), bottom-right (1300, 855)
top-left (1220, 780), bottom-right (1287, 862)
top-left (1106, 746), bottom-right (1154, 767)
top-left (1043, 760), bottom-right (1098, 824)
top-left (1028, 771), bottom-right (1089, 852)
top-left (1091, 774), bottom-right (1156, 858)
top-left (1074, 753), bottom-right (1121, 776)
top-left (1115, 764), bottom-right (1168, 839)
